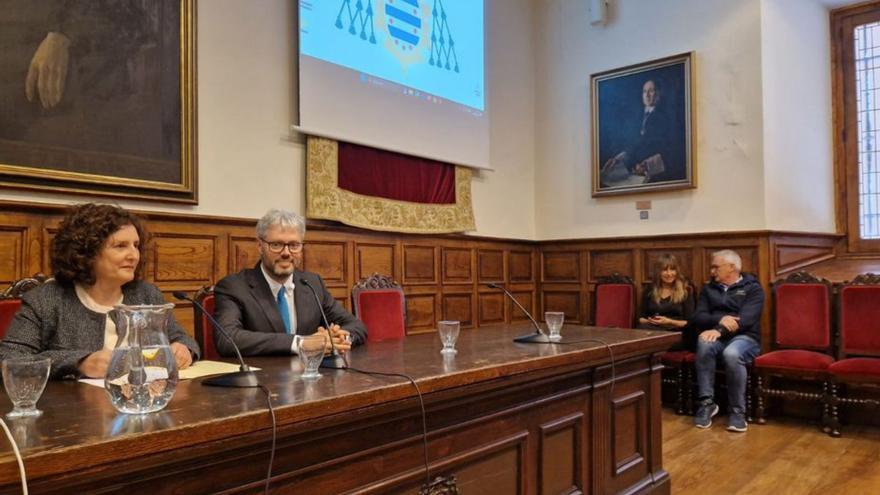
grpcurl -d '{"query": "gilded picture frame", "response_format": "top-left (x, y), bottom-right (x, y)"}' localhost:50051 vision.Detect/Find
top-left (591, 52), bottom-right (695, 197)
top-left (0, 0), bottom-right (197, 203)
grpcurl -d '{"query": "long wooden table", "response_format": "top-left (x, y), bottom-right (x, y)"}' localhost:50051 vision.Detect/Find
top-left (0, 324), bottom-right (678, 494)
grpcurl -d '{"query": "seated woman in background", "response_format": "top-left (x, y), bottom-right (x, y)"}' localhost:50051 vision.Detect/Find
top-left (0, 203), bottom-right (199, 379)
top-left (638, 254), bottom-right (695, 351)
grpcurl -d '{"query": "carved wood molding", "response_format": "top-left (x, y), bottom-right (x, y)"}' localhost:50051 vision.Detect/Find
top-left (847, 273), bottom-right (880, 285)
top-left (354, 273), bottom-right (401, 290)
top-left (1, 274), bottom-right (49, 299)
top-left (595, 273), bottom-right (635, 286)
top-left (772, 270), bottom-right (833, 289)
top-left (194, 285), bottom-right (215, 303)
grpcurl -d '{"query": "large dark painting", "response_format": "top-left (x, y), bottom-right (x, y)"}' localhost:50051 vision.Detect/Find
top-left (591, 52), bottom-right (694, 197)
top-left (0, 0), bottom-right (196, 203)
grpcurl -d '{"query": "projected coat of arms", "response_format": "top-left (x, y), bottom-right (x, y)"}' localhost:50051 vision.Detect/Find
top-left (335, 0), bottom-right (460, 72)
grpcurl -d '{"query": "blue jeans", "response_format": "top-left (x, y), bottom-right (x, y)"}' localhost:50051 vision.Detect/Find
top-left (695, 334), bottom-right (760, 414)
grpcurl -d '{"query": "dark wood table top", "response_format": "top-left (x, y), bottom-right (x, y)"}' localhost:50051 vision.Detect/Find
top-left (0, 323), bottom-right (678, 484)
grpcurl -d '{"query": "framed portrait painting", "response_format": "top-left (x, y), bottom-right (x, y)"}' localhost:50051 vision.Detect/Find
top-left (0, 0), bottom-right (197, 203)
top-left (591, 52), bottom-right (695, 197)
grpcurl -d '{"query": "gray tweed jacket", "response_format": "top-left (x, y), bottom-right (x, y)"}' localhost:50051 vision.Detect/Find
top-left (0, 280), bottom-right (200, 379)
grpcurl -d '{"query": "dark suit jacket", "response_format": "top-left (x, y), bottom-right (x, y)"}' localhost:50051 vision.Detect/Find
top-left (213, 264), bottom-right (367, 356)
top-left (627, 105), bottom-right (686, 183)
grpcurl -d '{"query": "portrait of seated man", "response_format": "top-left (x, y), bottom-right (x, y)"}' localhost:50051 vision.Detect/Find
top-left (594, 60), bottom-right (690, 192)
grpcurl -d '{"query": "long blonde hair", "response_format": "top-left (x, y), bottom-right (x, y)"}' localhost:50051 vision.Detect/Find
top-left (651, 254), bottom-right (688, 304)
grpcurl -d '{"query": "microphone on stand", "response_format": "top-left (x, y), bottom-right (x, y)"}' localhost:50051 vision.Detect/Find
top-left (172, 291), bottom-right (260, 388)
top-left (299, 278), bottom-right (348, 369)
top-left (487, 283), bottom-right (550, 344)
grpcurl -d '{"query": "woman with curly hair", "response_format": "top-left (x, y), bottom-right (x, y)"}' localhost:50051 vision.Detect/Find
top-left (638, 254), bottom-right (695, 350)
top-left (0, 203), bottom-right (199, 379)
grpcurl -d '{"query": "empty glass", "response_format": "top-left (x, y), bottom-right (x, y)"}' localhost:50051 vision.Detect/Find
top-left (2, 357), bottom-right (51, 419)
top-left (442, 352), bottom-right (457, 373)
top-left (10, 415), bottom-right (42, 449)
top-left (438, 320), bottom-right (460, 355)
top-left (545, 312), bottom-right (565, 341)
top-left (295, 333), bottom-right (328, 379)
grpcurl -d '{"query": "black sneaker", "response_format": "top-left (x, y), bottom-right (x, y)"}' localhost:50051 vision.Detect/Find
top-left (694, 400), bottom-right (719, 429)
top-left (727, 412), bottom-right (748, 432)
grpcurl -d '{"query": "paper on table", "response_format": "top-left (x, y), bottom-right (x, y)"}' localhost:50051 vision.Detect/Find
top-left (77, 360), bottom-right (260, 387)
top-left (180, 360), bottom-right (259, 379)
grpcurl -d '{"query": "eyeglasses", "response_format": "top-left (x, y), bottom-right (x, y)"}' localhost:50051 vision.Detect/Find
top-left (259, 237), bottom-right (304, 253)
top-left (710, 263), bottom-right (733, 270)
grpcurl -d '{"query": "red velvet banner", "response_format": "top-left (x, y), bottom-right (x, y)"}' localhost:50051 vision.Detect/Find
top-left (337, 141), bottom-right (456, 204)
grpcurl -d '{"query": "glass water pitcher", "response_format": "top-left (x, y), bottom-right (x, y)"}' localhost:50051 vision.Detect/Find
top-left (105, 303), bottom-right (179, 414)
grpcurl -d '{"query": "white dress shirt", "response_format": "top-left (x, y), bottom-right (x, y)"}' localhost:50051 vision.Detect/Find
top-left (74, 284), bottom-right (124, 349)
top-left (260, 264), bottom-right (299, 353)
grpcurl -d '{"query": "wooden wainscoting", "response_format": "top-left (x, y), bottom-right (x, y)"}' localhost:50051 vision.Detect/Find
top-left (0, 201), bottom-right (537, 337)
top-left (539, 230), bottom-right (842, 349)
top-left (0, 201), bottom-right (842, 346)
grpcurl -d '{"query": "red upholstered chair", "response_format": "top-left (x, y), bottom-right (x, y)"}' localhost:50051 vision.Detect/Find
top-left (352, 273), bottom-right (406, 342)
top-left (826, 274), bottom-right (880, 437)
top-left (754, 271), bottom-right (834, 427)
top-left (594, 274), bottom-right (635, 328)
top-left (0, 300), bottom-right (21, 340)
top-left (193, 286), bottom-right (220, 360)
top-left (661, 350), bottom-right (696, 415)
top-left (656, 283), bottom-right (697, 415)
top-left (0, 275), bottom-right (49, 339)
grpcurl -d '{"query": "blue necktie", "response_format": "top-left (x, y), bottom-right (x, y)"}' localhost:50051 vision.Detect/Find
top-left (277, 288), bottom-right (292, 334)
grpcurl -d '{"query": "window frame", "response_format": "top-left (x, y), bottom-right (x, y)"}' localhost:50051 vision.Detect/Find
top-left (832, 2), bottom-right (880, 252)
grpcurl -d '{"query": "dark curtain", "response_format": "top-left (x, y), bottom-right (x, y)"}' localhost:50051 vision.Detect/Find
top-left (337, 141), bottom-right (456, 204)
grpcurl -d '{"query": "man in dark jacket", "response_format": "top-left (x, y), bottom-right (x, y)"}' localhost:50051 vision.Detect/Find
top-left (213, 209), bottom-right (367, 357)
top-left (692, 249), bottom-right (763, 432)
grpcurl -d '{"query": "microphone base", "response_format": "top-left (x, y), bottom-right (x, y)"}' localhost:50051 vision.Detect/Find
top-left (321, 353), bottom-right (347, 369)
top-left (513, 332), bottom-right (552, 344)
top-left (201, 370), bottom-right (260, 388)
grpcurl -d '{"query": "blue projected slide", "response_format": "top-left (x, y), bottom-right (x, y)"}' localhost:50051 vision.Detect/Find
top-left (300, 0), bottom-right (484, 111)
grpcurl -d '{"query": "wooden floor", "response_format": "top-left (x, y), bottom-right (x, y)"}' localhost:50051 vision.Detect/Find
top-left (663, 409), bottom-right (880, 494)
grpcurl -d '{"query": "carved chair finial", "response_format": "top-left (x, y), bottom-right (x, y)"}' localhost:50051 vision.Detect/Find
top-left (1, 274), bottom-right (49, 300)
top-left (848, 272), bottom-right (880, 286)
top-left (354, 273), bottom-right (401, 290)
top-left (596, 272), bottom-right (634, 285)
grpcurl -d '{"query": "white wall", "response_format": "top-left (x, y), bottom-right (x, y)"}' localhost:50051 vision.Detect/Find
top-left (0, 0), bottom-right (304, 219)
top-left (472, 0), bottom-right (537, 239)
top-left (534, 0), bottom-right (768, 239)
top-left (0, 0), bottom-right (841, 241)
top-left (0, 0), bottom-right (537, 239)
top-left (761, 0), bottom-right (836, 232)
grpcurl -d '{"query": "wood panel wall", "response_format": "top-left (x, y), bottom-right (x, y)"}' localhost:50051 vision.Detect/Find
top-left (539, 231), bottom-right (842, 348)
top-left (0, 201), bottom-right (842, 348)
top-left (0, 202), bottom-right (537, 337)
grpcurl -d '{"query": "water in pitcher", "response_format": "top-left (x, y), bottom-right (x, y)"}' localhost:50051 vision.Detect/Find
top-left (105, 344), bottom-right (178, 414)
top-left (105, 303), bottom-right (179, 414)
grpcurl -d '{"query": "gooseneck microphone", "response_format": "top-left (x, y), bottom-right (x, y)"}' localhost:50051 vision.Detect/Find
top-left (173, 291), bottom-right (260, 388)
top-left (487, 283), bottom-right (550, 344)
top-left (299, 278), bottom-right (348, 369)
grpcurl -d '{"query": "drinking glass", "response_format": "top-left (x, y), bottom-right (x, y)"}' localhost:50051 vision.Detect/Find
top-left (10, 415), bottom-right (42, 449)
top-left (438, 320), bottom-right (460, 355)
top-left (545, 312), bottom-right (565, 341)
top-left (442, 352), bottom-right (457, 373)
top-left (296, 333), bottom-right (328, 379)
top-left (2, 357), bottom-right (51, 419)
